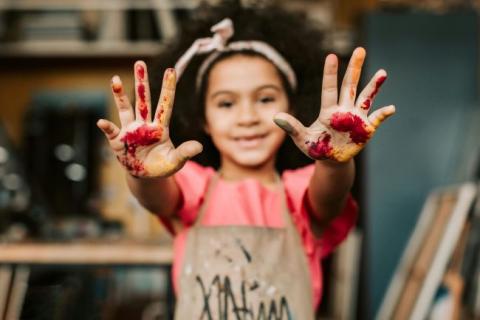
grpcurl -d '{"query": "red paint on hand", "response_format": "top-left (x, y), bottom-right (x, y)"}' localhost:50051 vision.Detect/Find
top-left (361, 75), bottom-right (386, 110)
top-left (138, 84), bottom-right (146, 101)
top-left (157, 108), bottom-right (164, 121)
top-left (361, 99), bottom-right (371, 110)
top-left (136, 65), bottom-right (145, 80)
top-left (112, 83), bottom-right (122, 94)
top-left (330, 112), bottom-right (370, 144)
top-left (121, 124), bottom-right (162, 155)
top-left (308, 133), bottom-right (333, 159)
top-left (139, 105), bottom-right (148, 120)
top-left (372, 75), bottom-right (387, 97)
top-left (137, 84), bottom-right (148, 120)
top-left (117, 155), bottom-right (145, 175)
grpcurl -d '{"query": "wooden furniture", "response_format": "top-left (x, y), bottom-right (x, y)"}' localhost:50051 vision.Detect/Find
top-left (377, 183), bottom-right (477, 319)
top-left (0, 239), bottom-right (173, 319)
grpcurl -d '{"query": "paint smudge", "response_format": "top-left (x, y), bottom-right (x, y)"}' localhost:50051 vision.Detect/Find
top-left (117, 155), bottom-right (144, 176)
top-left (361, 75), bottom-right (387, 110)
top-left (121, 124), bottom-right (162, 155)
top-left (235, 238), bottom-right (252, 263)
top-left (138, 83), bottom-right (146, 101)
top-left (372, 75), bottom-right (387, 97)
top-left (158, 109), bottom-right (165, 121)
top-left (307, 133), bottom-right (333, 159)
top-left (137, 84), bottom-right (148, 120)
top-left (361, 98), bottom-right (371, 110)
top-left (330, 112), bottom-right (370, 144)
top-left (266, 286), bottom-right (277, 296)
top-left (157, 97), bottom-right (168, 122)
top-left (273, 118), bottom-right (295, 135)
top-left (112, 83), bottom-right (122, 94)
top-left (136, 65), bottom-right (145, 80)
top-left (136, 65), bottom-right (148, 120)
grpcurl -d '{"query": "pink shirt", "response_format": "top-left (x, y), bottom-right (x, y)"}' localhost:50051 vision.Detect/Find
top-left (161, 161), bottom-right (358, 309)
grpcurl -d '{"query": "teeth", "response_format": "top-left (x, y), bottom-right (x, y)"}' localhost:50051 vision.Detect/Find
top-left (236, 135), bottom-right (263, 140)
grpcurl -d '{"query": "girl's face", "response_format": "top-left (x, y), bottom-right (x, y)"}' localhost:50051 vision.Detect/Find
top-left (204, 54), bottom-right (289, 172)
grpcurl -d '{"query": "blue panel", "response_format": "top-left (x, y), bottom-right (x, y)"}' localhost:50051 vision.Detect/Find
top-left (363, 11), bottom-right (478, 314)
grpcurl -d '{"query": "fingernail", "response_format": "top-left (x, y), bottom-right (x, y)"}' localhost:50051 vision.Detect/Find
top-left (273, 118), bottom-right (295, 135)
top-left (111, 75), bottom-right (122, 94)
top-left (355, 47), bottom-right (366, 57)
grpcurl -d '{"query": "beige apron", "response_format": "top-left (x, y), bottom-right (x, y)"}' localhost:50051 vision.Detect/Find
top-left (174, 174), bottom-right (314, 319)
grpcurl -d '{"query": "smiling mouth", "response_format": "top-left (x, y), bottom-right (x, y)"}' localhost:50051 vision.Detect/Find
top-left (233, 134), bottom-right (268, 148)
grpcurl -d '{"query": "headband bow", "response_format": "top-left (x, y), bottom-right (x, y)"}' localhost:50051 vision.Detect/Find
top-left (174, 18), bottom-right (297, 90)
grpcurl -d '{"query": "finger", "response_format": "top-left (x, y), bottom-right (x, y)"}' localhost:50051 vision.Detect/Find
top-left (134, 61), bottom-right (152, 122)
top-left (111, 75), bottom-right (134, 127)
top-left (175, 140), bottom-right (203, 162)
top-left (356, 69), bottom-right (387, 113)
top-left (155, 68), bottom-right (176, 127)
top-left (321, 54), bottom-right (338, 109)
top-left (368, 105), bottom-right (396, 129)
top-left (273, 112), bottom-right (305, 142)
top-left (97, 119), bottom-right (120, 140)
top-left (339, 47), bottom-right (366, 106)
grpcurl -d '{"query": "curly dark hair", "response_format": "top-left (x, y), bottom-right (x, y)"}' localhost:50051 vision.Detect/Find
top-left (148, 0), bottom-right (328, 172)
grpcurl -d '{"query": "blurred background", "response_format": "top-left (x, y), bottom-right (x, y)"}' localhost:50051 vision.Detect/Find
top-left (0, 0), bottom-right (479, 319)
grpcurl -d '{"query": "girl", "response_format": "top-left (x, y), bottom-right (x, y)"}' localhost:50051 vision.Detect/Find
top-left (97, 4), bottom-right (395, 319)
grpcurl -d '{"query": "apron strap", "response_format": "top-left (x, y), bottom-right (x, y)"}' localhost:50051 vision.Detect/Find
top-left (194, 174), bottom-right (220, 227)
top-left (278, 180), bottom-right (297, 230)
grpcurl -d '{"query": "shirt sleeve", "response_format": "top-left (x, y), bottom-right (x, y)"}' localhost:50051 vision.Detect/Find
top-left (173, 161), bottom-right (215, 226)
top-left (282, 164), bottom-right (359, 259)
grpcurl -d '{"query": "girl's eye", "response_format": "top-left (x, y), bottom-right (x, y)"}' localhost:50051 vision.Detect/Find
top-left (259, 96), bottom-right (275, 104)
top-left (218, 100), bottom-right (234, 108)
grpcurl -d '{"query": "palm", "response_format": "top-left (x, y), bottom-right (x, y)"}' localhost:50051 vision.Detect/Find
top-left (109, 121), bottom-right (175, 176)
top-left (97, 62), bottom-right (202, 177)
top-left (274, 47), bottom-right (395, 162)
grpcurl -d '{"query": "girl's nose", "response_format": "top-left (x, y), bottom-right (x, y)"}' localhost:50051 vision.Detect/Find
top-left (237, 102), bottom-right (260, 126)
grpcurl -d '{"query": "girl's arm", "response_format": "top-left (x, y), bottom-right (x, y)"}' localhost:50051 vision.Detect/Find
top-left (126, 175), bottom-right (181, 217)
top-left (274, 47), bottom-right (395, 229)
top-left (308, 159), bottom-right (354, 226)
top-left (97, 61), bottom-right (202, 218)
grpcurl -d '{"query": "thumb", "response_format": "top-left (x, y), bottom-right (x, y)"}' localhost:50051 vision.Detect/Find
top-left (175, 140), bottom-right (203, 162)
top-left (97, 119), bottom-right (120, 140)
top-left (273, 112), bottom-right (304, 139)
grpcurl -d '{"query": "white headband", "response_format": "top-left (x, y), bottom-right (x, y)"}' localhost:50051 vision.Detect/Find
top-left (174, 18), bottom-right (297, 91)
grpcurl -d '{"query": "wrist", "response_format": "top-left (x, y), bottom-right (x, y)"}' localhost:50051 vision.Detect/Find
top-left (125, 172), bottom-right (167, 184)
top-left (317, 158), bottom-right (353, 168)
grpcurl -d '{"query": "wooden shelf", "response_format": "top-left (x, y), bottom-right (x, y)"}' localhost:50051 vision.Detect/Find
top-left (0, 40), bottom-right (166, 58)
top-left (0, 239), bottom-right (173, 265)
top-left (0, 0), bottom-right (197, 57)
top-left (0, 0), bottom-right (201, 10)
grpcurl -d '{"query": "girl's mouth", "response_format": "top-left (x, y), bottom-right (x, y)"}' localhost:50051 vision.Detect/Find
top-left (233, 134), bottom-right (267, 148)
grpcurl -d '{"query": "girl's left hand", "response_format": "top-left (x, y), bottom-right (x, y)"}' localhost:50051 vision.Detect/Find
top-left (274, 47), bottom-right (395, 162)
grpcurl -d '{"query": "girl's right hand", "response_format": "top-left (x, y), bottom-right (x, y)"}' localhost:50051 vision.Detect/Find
top-left (97, 61), bottom-right (203, 178)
